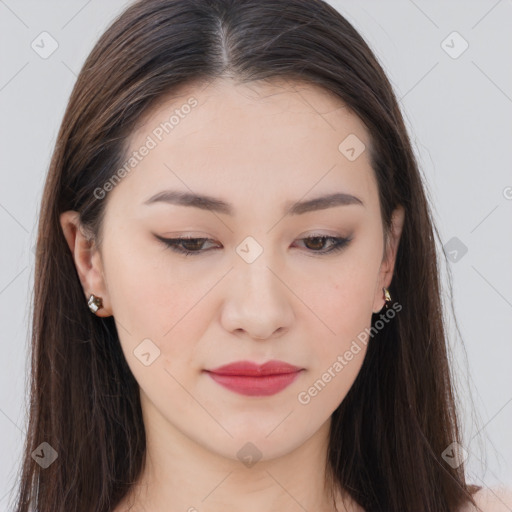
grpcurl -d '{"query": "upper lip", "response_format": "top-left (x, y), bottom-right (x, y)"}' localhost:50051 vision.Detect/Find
top-left (206, 360), bottom-right (303, 376)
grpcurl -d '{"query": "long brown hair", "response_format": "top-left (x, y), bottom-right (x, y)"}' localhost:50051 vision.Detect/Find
top-left (11, 0), bottom-right (480, 510)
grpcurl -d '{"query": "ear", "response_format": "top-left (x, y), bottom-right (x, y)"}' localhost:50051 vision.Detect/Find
top-left (372, 205), bottom-right (405, 313)
top-left (59, 211), bottom-right (113, 317)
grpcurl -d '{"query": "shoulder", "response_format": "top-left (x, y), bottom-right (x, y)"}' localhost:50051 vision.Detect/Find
top-left (459, 486), bottom-right (512, 512)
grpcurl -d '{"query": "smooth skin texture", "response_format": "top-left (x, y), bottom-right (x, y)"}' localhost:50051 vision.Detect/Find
top-left (60, 78), bottom-right (405, 512)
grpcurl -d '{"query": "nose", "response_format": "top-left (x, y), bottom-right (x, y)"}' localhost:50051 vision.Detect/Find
top-left (219, 255), bottom-right (294, 341)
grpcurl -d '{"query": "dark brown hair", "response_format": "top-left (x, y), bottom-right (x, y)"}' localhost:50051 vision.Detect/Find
top-left (11, 0), bottom-right (480, 510)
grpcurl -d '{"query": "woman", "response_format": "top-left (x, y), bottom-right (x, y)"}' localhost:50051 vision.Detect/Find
top-left (11, 0), bottom-right (508, 510)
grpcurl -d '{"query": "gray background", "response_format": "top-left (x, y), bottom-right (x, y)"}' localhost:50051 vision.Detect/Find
top-left (1, 0), bottom-right (511, 509)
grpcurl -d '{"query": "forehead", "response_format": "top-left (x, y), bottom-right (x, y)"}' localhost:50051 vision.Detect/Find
top-left (114, 77), bottom-right (377, 213)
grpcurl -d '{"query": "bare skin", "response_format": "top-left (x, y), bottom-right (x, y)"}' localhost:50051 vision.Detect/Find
top-left (60, 78), bottom-right (404, 512)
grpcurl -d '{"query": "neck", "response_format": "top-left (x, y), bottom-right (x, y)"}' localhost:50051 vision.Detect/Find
top-left (115, 396), bottom-right (360, 512)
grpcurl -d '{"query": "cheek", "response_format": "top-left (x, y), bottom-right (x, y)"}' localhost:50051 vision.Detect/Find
top-left (103, 238), bottom-right (210, 368)
top-left (308, 278), bottom-right (372, 376)
top-left (295, 276), bottom-right (372, 414)
top-left (293, 246), bottom-right (380, 400)
top-left (300, 253), bottom-right (380, 341)
top-left (105, 258), bottom-right (209, 405)
top-left (104, 233), bottom-right (190, 321)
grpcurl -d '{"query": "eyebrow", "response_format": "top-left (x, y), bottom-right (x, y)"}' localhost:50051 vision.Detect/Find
top-left (143, 190), bottom-right (364, 216)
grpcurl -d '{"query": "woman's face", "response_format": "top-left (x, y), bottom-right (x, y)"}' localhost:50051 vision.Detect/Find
top-left (70, 78), bottom-right (403, 462)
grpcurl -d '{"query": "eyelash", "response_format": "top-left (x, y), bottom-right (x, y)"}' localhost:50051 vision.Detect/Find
top-left (156, 234), bottom-right (352, 257)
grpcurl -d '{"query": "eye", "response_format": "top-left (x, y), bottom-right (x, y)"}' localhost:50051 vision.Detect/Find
top-left (155, 235), bottom-right (219, 257)
top-left (293, 235), bottom-right (352, 254)
top-left (155, 234), bottom-right (352, 257)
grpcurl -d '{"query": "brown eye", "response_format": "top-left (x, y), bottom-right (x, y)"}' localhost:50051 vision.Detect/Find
top-left (155, 236), bottom-right (219, 256)
top-left (295, 235), bottom-right (352, 254)
top-left (155, 234), bottom-right (352, 257)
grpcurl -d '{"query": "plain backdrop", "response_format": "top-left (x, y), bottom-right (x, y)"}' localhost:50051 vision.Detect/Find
top-left (1, 0), bottom-right (511, 509)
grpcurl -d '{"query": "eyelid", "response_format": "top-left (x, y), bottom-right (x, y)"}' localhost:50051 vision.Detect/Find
top-left (154, 232), bottom-right (352, 257)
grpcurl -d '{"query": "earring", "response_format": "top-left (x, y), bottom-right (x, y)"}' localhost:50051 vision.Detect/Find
top-left (87, 294), bottom-right (103, 313)
top-left (383, 287), bottom-right (392, 308)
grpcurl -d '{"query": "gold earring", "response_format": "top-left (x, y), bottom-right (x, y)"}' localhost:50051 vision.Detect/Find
top-left (87, 294), bottom-right (103, 313)
top-left (383, 287), bottom-right (392, 308)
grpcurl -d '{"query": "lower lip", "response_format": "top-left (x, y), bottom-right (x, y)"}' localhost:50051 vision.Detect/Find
top-left (206, 371), bottom-right (302, 396)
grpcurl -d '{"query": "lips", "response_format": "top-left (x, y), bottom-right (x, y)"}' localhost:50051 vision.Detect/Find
top-left (204, 360), bottom-right (303, 396)
top-left (209, 360), bottom-right (302, 376)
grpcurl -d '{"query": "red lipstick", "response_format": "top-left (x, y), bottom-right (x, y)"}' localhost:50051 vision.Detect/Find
top-left (204, 360), bottom-right (303, 396)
